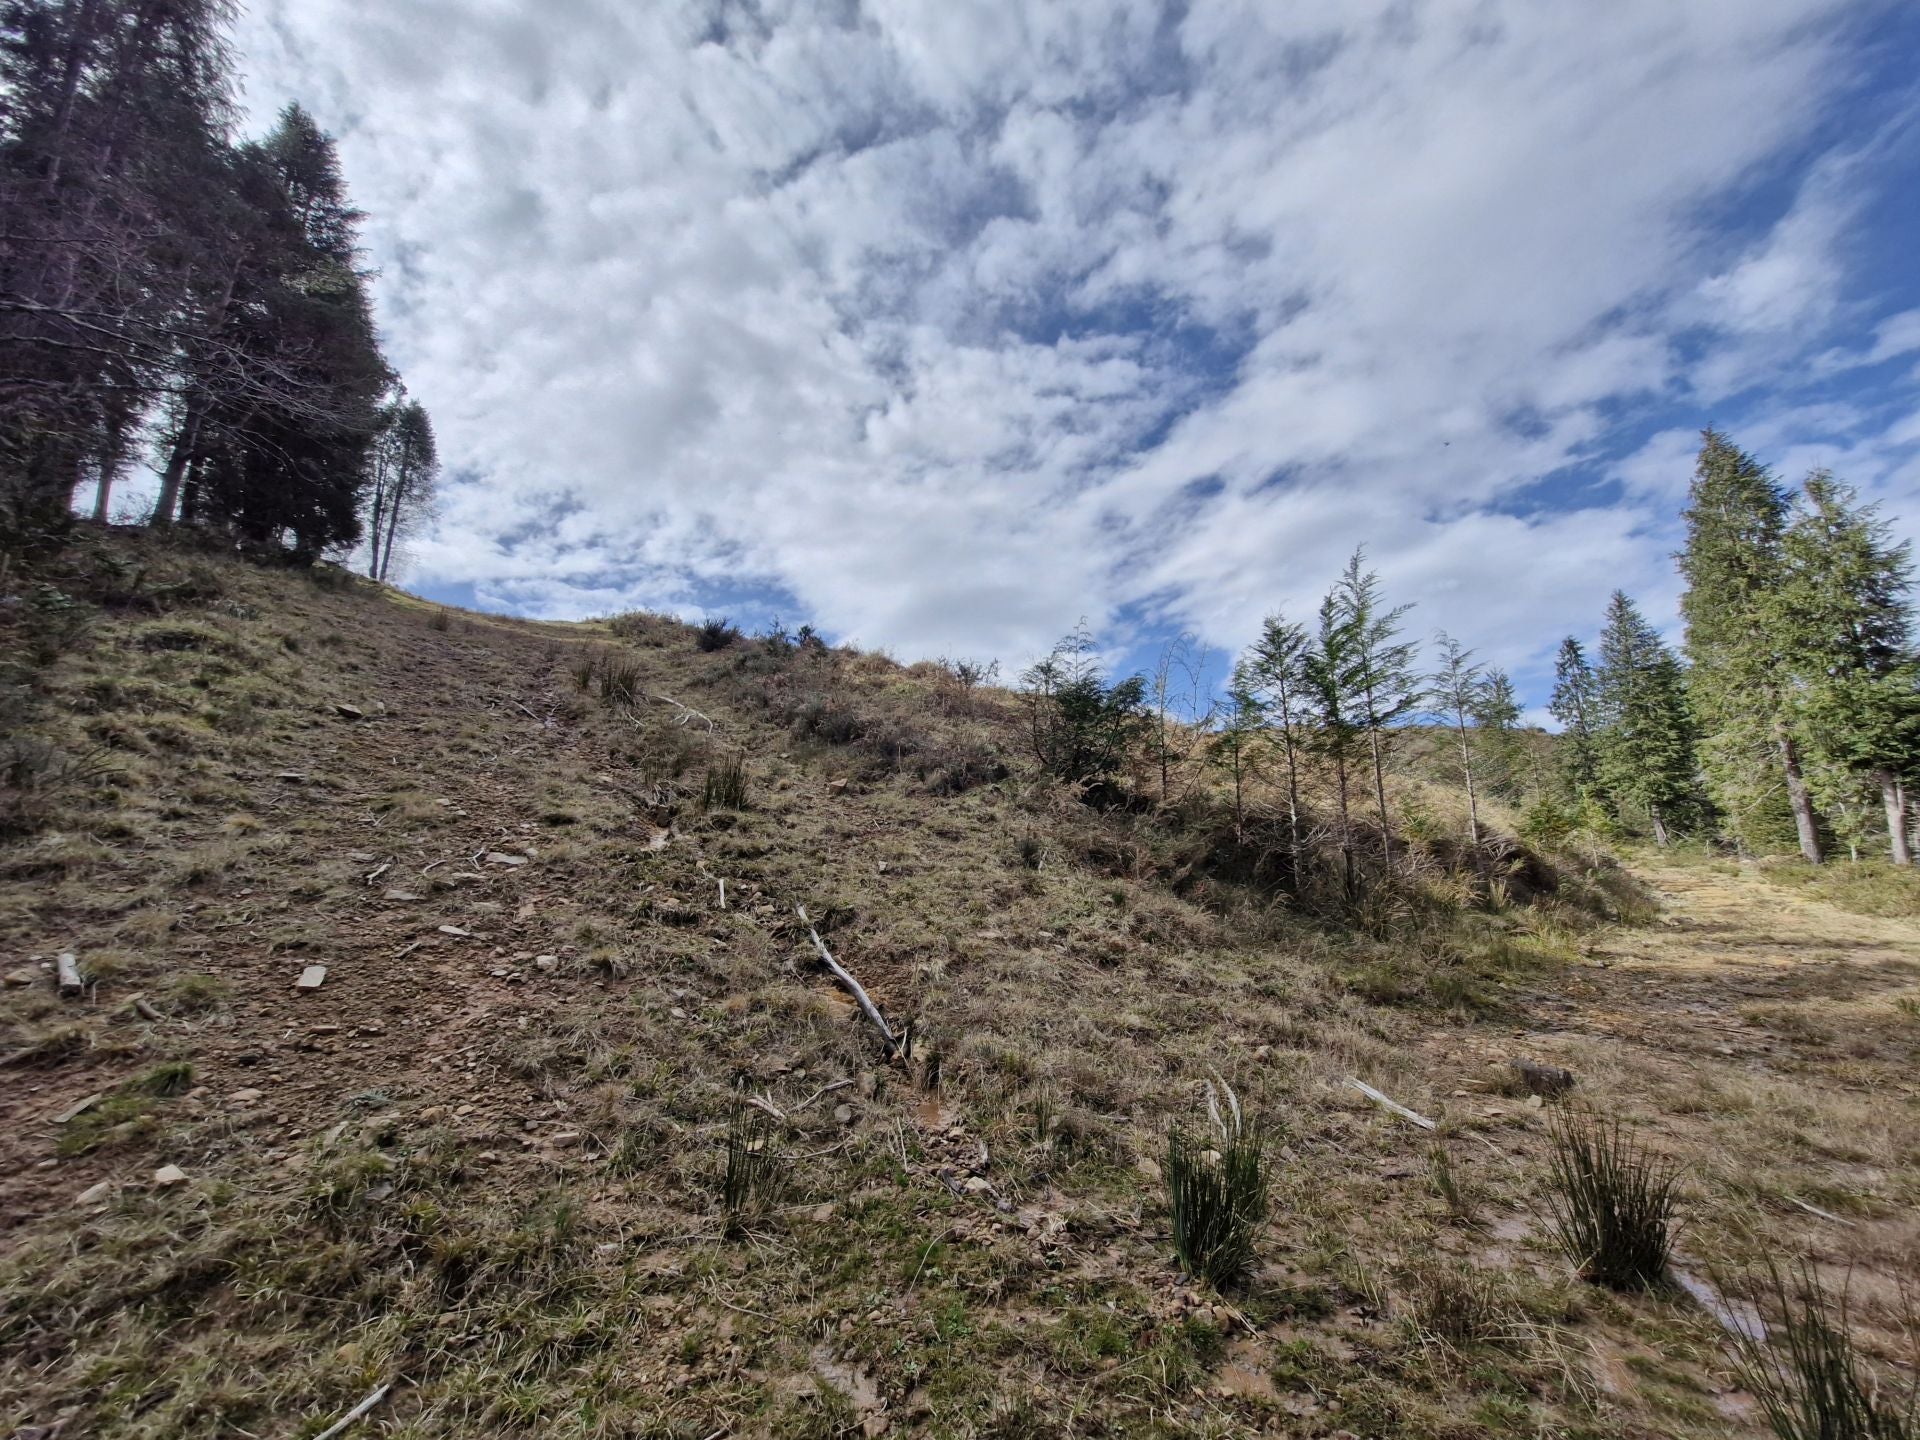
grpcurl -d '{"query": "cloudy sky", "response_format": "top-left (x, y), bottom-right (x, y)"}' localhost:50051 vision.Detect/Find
top-left (224, 0), bottom-right (1920, 710)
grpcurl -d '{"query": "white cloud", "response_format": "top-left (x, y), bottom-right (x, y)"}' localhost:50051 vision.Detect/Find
top-left (224, 0), bottom-right (1909, 681)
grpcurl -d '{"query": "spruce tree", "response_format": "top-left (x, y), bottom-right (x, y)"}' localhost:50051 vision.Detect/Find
top-left (1779, 474), bottom-right (1920, 864)
top-left (1549, 637), bottom-right (1601, 798)
top-left (1337, 549), bottom-right (1421, 844)
top-left (1210, 663), bottom-right (1265, 840)
top-left (1303, 589), bottom-right (1366, 897)
top-left (1249, 611), bottom-right (1311, 879)
top-left (1678, 430), bottom-right (1819, 860)
top-left (1472, 667), bottom-right (1524, 801)
top-left (1595, 592), bottom-right (1700, 845)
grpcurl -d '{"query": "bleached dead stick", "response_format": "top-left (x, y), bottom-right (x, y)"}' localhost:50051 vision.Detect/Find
top-left (314, 1382), bottom-right (393, 1440)
top-left (796, 905), bottom-right (899, 1057)
top-left (653, 693), bottom-right (715, 731)
top-left (1348, 1077), bottom-right (1436, 1131)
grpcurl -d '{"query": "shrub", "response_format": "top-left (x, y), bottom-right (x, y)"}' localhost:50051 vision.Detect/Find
top-left (696, 617), bottom-right (740, 652)
top-left (0, 737), bottom-right (114, 837)
top-left (1543, 1109), bottom-right (1678, 1290)
top-left (1731, 1260), bottom-right (1917, 1440)
top-left (1166, 1081), bottom-right (1271, 1288)
top-left (568, 650), bottom-right (598, 690)
top-left (702, 756), bottom-right (749, 811)
top-left (1021, 625), bottom-right (1148, 788)
top-left (427, 607), bottom-right (452, 632)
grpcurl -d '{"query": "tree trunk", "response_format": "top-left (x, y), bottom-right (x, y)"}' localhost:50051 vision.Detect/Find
top-left (1776, 722), bottom-right (1822, 864)
top-left (1454, 715), bottom-right (1480, 850)
top-left (1880, 772), bottom-right (1912, 867)
top-left (1649, 808), bottom-right (1671, 847)
top-left (149, 397), bottom-right (204, 526)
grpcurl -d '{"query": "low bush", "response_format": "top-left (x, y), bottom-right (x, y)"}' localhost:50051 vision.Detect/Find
top-left (696, 617), bottom-right (740, 652)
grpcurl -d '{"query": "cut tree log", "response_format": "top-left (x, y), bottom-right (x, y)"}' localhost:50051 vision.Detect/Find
top-left (56, 952), bottom-right (84, 997)
top-left (796, 905), bottom-right (899, 1057)
top-left (1348, 1077), bottom-right (1436, 1130)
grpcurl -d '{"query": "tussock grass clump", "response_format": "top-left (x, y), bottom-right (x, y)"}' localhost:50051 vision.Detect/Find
top-left (1731, 1261), bottom-right (1917, 1440)
top-left (702, 756), bottom-right (749, 811)
top-left (598, 654), bottom-right (641, 706)
top-left (0, 737), bottom-right (114, 836)
top-left (1166, 1081), bottom-right (1271, 1289)
top-left (721, 1107), bottom-right (785, 1232)
top-left (427, 607), bottom-right (452, 632)
top-left (1543, 1109), bottom-right (1678, 1290)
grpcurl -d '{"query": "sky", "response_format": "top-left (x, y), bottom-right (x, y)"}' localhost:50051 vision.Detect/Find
top-left (205, 0), bottom-right (1920, 717)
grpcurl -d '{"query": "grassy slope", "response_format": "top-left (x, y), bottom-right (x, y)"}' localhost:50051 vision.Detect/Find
top-left (1, 530), bottom-right (1915, 1438)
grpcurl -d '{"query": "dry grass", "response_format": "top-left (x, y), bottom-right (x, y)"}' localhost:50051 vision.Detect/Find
top-left (0, 527), bottom-right (1912, 1438)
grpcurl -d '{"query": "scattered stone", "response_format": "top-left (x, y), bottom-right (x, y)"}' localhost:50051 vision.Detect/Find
top-left (52, 1092), bottom-right (103, 1124)
top-left (152, 1164), bottom-right (189, 1188)
top-left (827, 778), bottom-right (848, 793)
top-left (1509, 1059), bottom-right (1575, 1099)
top-left (275, 771), bottom-right (308, 782)
top-left (384, 889), bottom-right (422, 901)
top-left (550, 1131), bottom-right (582, 1147)
top-left (455, 1104), bottom-right (476, 1117)
top-left (834, 1104), bottom-right (855, 1126)
top-left (962, 1176), bottom-right (992, 1194)
top-left (348, 850), bottom-right (376, 862)
top-left (418, 1106), bottom-right (448, 1122)
top-left (857, 1072), bottom-right (877, 1099)
top-left (534, 955), bottom-right (558, 972)
top-left (229, 1088), bottom-right (265, 1105)
top-left (438, 925), bottom-right (472, 938)
top-left (75, 1180), bottom-right (114, 1205)
top-left (670, 1006), bottom-right (688, 1020)
top-left (294, 965), bottom-right (328, 991)
top-left (485, 852), bottom-right (528, 867)
top-left (334, 703), bottom-right (366, 720)
top-left (310, 1024), bottom-right (342, 1035)
top-left (4, 967), bottom-right (35, 987)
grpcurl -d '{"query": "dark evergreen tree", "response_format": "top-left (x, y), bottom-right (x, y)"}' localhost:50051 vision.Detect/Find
top-left (1549, 637), bottom-right (1601, 799)
top-left (1337, 548), bottom-right (1421, 844)
top-left (1595, 591), bottom-right (1700, 845)
top-left (1779, 473), bottom-right (1920, 864)
top-left (1249, 611), bottom-right (1311, 875)
top-left (1679, 430), bottom-right (1819, 860)
top-left (1021, 625), bottom-right (1148, 790)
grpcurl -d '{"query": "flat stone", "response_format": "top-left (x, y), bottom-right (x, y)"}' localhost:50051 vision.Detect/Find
top-left (294, 965), bottom-right (327, 991)
top-left (438, 925), bottom-right (472, 938)
top-left (348, 851), bottom-right (376, 862)
top-left (550, 1130), bottom-right (582, 1147)
top-left (384, 889), bottom-right (422, 901)
top-left (75, 1180), bottom-right (115, 1205)
top-left (53, 1092), bottom-right (104, 1124)
top-left (152, 1164), bottom-right (189, 1188)
top-left (229, 1088), bottom-right (264, 1105)
top-left (485, 852), bottom-right (528, 866)
top-left (534, 955), bottom-right (558, 972)
top-left (3, 968), bottom-right (35, 987)
top-left (333, 703), bottom-right (366, 719)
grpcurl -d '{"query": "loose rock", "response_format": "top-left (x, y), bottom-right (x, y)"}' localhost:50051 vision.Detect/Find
top-left (334, 703), bottom-right (366, 719)
top-left (294, 965), bottom-right (328, 991)
top-left (152, 1164), bottom-right (189, 1188)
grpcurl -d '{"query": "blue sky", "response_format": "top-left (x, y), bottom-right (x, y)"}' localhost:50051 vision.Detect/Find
top-left (206, 0), bottom-right (1920, 721)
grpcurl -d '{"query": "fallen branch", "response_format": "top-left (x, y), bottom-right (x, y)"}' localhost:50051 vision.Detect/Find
top-left (790, 1078), bottom-right (853, 1113)
top-left (653, 692), bottom-right (715, 731)
top-left (1787, 1196), bottom-right (1854, 1226)
top-left (313, 1382), bottom-right (393, 1440)
top-left (796, 905), bottom-right (899, 1057)
top-left (1348, 1077), bottom-right (1436, 1131)
top-left (718, 877), bottom-right (727, 910)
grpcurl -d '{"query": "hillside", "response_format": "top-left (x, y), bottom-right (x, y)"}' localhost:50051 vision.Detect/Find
top-left (2, 530), bottom-right (1917, 1439)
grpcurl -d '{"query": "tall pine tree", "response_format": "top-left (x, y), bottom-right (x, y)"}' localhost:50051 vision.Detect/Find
top-left (1595, 591), bottom-right (1700, 846)
top-left (1549, 637), bottom-right (1601, 799)
top-left (1678, 430), bottom-right (1820, 860)
top-left (1778, 474), bottom-right (1920, 864)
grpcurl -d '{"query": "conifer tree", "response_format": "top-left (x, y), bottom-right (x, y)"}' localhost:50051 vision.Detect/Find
top-left (1337, 549), bottom-right (1421, 844)
top-left (1249, 611), bottom-right (1311, 875)
top-left (1678, 430), bottom-right (1819, 860)
top-left (1595, 591), bottom-right (1699, 845)
top-left (1778, 474), bottom-right (1920, 864)
top-left (1473, 667), bottom-right (1524, 801)
top-left (1549, 637), bottom-right (1601, 798)
top-left (1431, 633), bottom-right (1488, 851)
top-left (1210, 663), bottom-right (1265, 840)
top-left (1303, 589), bottom-right (1366, 897)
